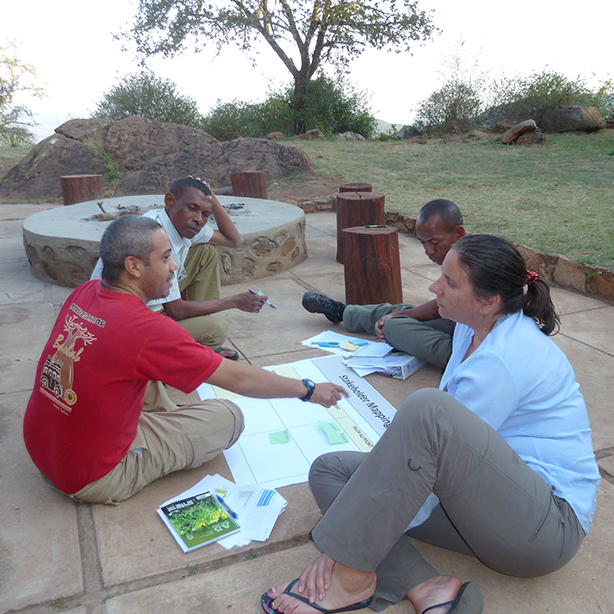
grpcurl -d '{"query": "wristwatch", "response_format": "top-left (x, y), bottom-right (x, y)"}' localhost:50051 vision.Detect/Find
top-left (300, 378), bottom-right (316, 402)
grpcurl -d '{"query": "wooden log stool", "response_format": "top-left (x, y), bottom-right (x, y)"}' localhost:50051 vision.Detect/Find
top-left (60, 174), bottom-right (103, 206)
top-left (336, 191), bottom-right (385, 263)
top-left (342, 225), bottom-right (402, 305)
top-left (230, 171), bottom-right (268, 199)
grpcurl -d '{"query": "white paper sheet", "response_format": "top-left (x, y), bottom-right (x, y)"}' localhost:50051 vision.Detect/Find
top-left (157, 474), bottom-right (288, 549)
top-left (197, 356), bottom-right (398, 488)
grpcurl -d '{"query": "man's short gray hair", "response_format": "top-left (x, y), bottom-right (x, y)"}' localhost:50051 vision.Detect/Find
top-left (99, 215), bottom-right (162, 283)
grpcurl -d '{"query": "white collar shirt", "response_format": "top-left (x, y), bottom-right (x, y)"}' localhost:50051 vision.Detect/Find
top-left (143, 207), bottom-right (214, 307)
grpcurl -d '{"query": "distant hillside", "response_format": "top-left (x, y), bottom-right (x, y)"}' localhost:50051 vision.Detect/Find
top-left (375, 118), bottom-right (403, 135)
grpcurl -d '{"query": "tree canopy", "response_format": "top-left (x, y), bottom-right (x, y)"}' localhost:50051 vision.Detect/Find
top-left (122, 0), bottom-right (436, 133)
top-left (93, 71), bottom-right (204, 128)
top-left (0, 43), bottom-right (44, 146)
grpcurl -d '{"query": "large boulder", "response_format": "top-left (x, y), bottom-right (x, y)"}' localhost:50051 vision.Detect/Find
top-left (499, 119), bottom-right (539, 144)
top-left (0, 117), bottom-right (315, 201)
top-left (0, 133), bottom-right (107, 201)
top-left (394, 125), bottom-right (423, 140)
top-left (540, 106), bottom-right (606, 133)
top-left (115, 137), bottom-right (316, 196)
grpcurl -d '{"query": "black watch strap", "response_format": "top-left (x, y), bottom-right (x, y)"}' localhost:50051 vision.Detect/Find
top-left (300, 378), bottom-right (316, 402)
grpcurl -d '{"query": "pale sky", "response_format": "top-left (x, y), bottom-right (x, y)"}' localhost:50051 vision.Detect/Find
top-left (3, 0), bottom-right (613, 141)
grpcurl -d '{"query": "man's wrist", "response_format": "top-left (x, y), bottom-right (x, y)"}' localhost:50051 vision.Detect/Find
top-left (300, 379), bottom-right (316, 402)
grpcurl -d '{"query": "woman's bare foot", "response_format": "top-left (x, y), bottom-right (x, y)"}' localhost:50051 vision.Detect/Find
top-left (407, 575), bottom-right (463, 614)
top-left (265, 561), bottom-right (376, 614)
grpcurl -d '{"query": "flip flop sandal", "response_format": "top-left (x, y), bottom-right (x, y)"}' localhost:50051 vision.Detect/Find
top-left (214, 346), bottom-right (240, 361)
top-left (421, 582), bottom-right (483, 614)
top-left (261, 578), bottom-right (373, 613)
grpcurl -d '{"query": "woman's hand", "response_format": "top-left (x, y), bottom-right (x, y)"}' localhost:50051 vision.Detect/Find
top-left (297, 553), bottom-right (336, 603)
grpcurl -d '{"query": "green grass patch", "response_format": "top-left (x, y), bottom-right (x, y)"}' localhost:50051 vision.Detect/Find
top-left (1, 133), bottom-right (613, 269)
top-left (290, 132), bottom-right (614, 269)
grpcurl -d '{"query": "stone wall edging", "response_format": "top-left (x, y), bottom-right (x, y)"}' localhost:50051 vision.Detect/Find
top-left (292, 199), bottom-right (613, 304)
top-left (383, 210), bottom-right (614, 304)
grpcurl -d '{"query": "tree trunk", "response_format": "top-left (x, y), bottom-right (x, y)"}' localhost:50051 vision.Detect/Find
top-left (336, 192), bottom-right (386, 263)
top-left (60, 175), bottom-right (103, 206)
top-left (342, 226), bottom-right (403, 306)
top-left (292, 77), bottom-right (309, 135)
top-left (230, 171), bottom-right (268, 199)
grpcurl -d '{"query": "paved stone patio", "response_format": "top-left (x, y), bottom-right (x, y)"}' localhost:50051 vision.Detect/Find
top-left (1, 204), bottom-right (612, 614)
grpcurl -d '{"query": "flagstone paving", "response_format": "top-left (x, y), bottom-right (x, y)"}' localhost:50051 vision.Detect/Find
top-left (1, 205), bottom-right (612, 614)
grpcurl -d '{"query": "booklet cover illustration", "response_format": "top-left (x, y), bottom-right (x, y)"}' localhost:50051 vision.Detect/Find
top-left (158, 491), bottom-right (240, 552)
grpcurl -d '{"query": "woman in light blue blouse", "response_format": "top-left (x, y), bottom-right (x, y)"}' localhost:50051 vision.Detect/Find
top-left (262, 235), bottom-right (599, 614)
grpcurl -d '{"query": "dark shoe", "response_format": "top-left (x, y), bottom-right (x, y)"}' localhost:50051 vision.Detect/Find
top-left (302, 292), bottom-right (346, 323)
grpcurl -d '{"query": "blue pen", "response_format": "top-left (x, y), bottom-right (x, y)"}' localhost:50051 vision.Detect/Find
top-left (249, 288), bottom-right (276, 309)
top-left (216, 494), bottom-right (239, 519)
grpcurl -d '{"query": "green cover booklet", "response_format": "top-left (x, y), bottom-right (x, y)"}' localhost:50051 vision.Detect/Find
top-left (157, 491), bottom-right (241, 552)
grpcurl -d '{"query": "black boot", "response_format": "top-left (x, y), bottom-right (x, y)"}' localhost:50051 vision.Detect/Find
top-left (302, 292), bottom-right (346, 323)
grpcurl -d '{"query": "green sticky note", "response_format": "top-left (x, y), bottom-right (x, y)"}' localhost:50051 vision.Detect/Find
top-left (269, 430), bottom-right (291, 444)
top-left (257, 290), bottom-right (265, 296)
top-left (318, 420), bottom-right (349, 445)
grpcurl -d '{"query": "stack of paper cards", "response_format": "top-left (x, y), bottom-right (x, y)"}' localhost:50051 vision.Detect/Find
top-left (346, 351), bottom-right (426, 380)
top-left (301, 331), bottom-right (424, 380)
top-left (158, 474), bottom-right (287, 551)
top-left (302, 331), bottom-right (390, 357)
top-left (158, 491), bottom-right (241, 553)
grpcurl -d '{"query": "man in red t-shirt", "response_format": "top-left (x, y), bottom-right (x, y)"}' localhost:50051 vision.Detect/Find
top-left (23, 215), bottom-right (346, 504)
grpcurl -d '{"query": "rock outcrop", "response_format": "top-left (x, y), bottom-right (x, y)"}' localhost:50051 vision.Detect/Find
top-left (540, 106), bottom-right (606, 133)
top-left (499, 120), bottom-right (546, 146)
top-left (0, 117), bottom-right (315, 201)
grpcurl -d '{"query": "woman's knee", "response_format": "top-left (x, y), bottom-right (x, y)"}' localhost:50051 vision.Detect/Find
top-left (396, 388), bottom-right (453, 423)
top-left (309, 451), bottom-right (366, 512)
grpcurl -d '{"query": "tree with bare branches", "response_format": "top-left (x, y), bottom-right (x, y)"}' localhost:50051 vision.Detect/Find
top-left (122, 0), bottom-right (436, 134)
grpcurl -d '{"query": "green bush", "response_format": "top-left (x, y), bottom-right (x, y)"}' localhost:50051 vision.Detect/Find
top-left (292, 75), bottom-right (377, 138)
top-left (0, 43), bottom-right (44, 146)
top-left (484, 71), bottom-right (596, 125)
top-left (201, 96), bottom-right (292, 141)
top-left (93, 71), bottom-right (204, 128)
top-left (414, 80), bottom-right (483, 134)
top-left (201, 74), bottom-right (377, 140)
top-left (592, 78), bottom-right (614, 120)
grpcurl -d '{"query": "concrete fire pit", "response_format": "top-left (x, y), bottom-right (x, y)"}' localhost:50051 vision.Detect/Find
top-left (22, 195), bottom-right (307, 287)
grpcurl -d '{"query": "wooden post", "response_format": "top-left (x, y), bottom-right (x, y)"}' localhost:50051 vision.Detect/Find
top-left (230, 171), bottom-right (268, 199)
top-left (336, 191), bottom-right (385, 263)
top-left (60, 175), bottom-right (103, 206)
top-left (342, 226), bottom-right (403, 305)
top-left (339, 182), bottom-right (372, 193)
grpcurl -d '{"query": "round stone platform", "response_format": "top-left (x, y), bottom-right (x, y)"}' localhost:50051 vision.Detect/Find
top-left (23, 195), bottom-right (307, 287)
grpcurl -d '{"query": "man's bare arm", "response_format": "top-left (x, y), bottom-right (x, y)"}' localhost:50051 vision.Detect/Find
top-left (374, 299), bottom-right (442, 341)
top-left (387, 299), bottom-right (441, 321)
top-left (162, 292), bottom-right (266, 320)
top-left (207, 359), bottom-right (347, 408)
top-left (207, 191), bottom-right (243, 247)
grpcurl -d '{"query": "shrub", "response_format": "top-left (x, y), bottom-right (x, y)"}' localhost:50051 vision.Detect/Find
top-left (292, 75), bottom-right (377, 138)
top-left (0, 42), bottom-right (44, 146)
top-left (93, 71), bottom-right (204, 128)
top-left (201, 74), bottom-right (377, 140)
top-left (592, 78), bottom-right (614, 120)
top-left (201, 96), bottom-right (292, 141)
top-left (414, 80), bottom-right (483, 134)
top-left (484, 71), bottom-right (596, 125)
